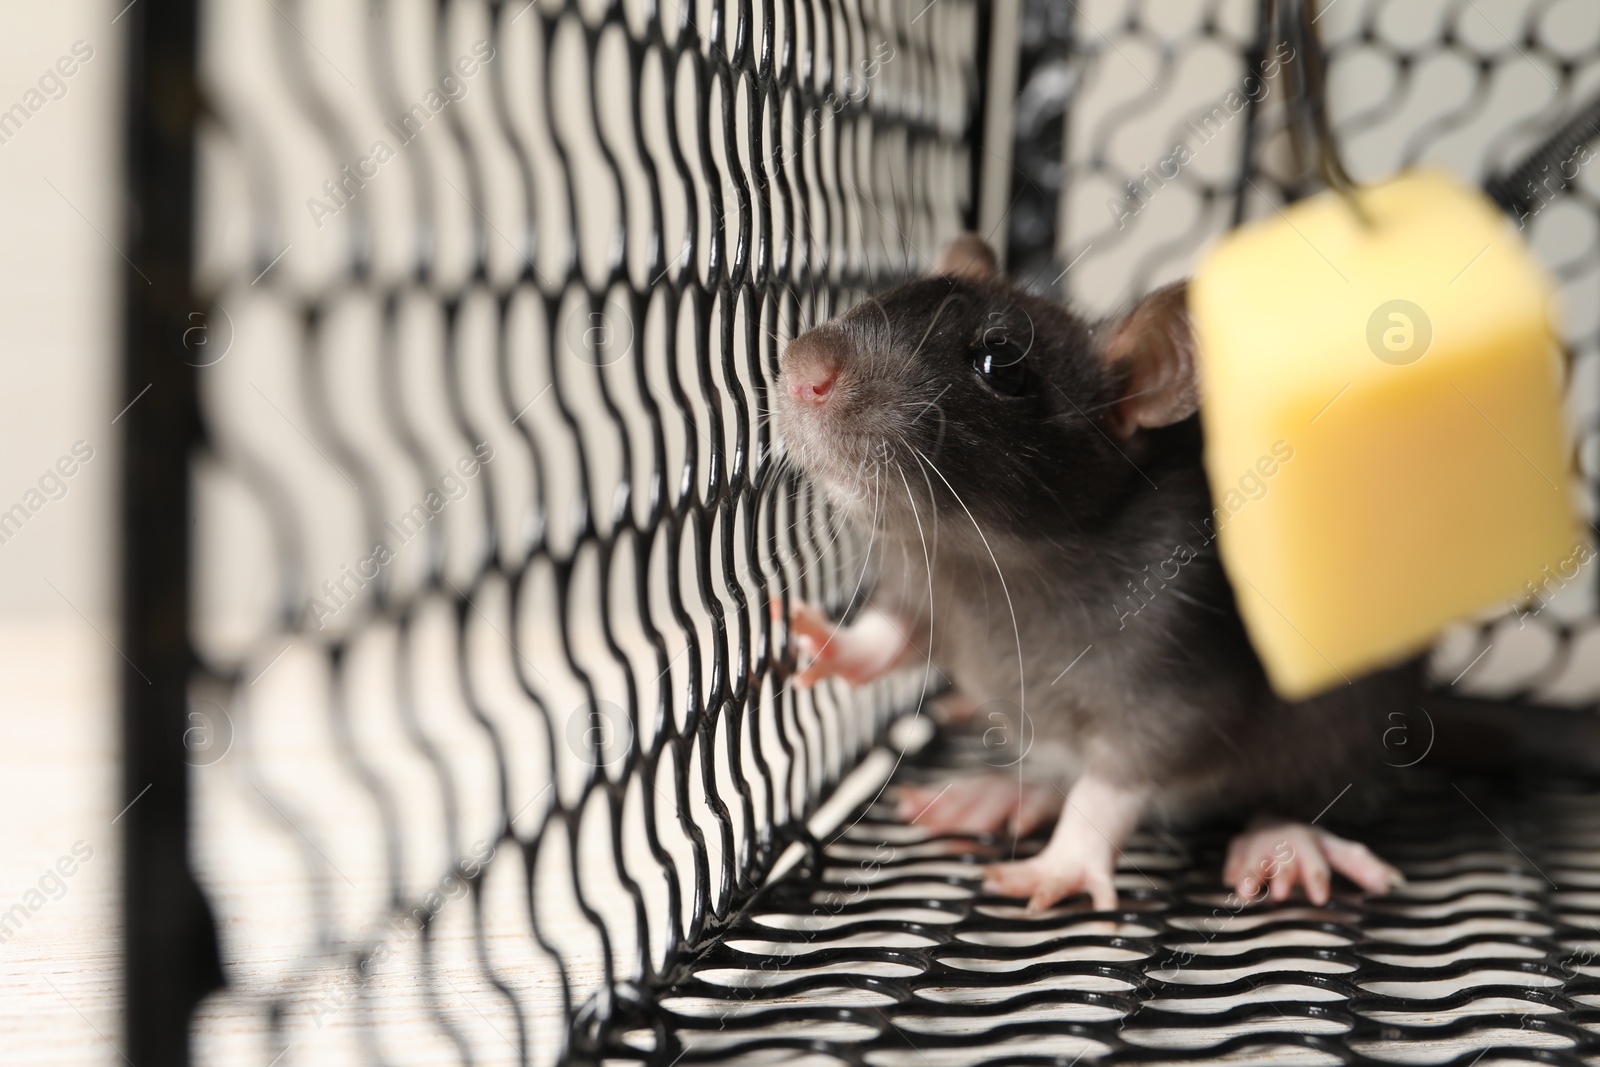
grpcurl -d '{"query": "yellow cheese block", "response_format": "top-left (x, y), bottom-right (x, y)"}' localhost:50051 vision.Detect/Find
top-left (1190, 170), bottom-right (1580, 700)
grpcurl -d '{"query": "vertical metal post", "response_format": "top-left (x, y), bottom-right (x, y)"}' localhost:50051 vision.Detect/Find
top-left (974, 0), bottom-right (1019, 258)
top-left (1231, 0), bottom-right (1274, 225)
top-left (120, 0), bottom-right (223, 1062)
top-left (994, 0), bottom-right (1071, 289)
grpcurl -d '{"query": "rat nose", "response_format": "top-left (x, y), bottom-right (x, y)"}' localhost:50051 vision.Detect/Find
top-left (788, 367), bottom-right (836, 406)
top-left (783, 335), bottom-right (843, 408)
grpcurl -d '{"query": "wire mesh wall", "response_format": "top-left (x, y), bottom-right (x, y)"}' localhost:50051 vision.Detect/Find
top-left (1004, 0), bottom-right (1600, 710)
top-left (121, 0), bottom-right (1600, 1062)
top-left (125, 0), bottom-right (985, 1061)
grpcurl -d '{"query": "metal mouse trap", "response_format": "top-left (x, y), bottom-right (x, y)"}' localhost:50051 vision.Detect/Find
top-left (620, 747), bottom-right (1600, 1066)
top-left (110, 0), bottom-right (1600, 1064)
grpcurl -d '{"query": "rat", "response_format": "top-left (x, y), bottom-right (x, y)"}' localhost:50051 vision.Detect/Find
top-left (773, 233), bottom-right (1412, 912)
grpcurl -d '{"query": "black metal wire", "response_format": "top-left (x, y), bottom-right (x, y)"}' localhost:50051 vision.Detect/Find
top-left (1486, 87), bottom-right (1600, 222)
top-left (1275, 0), bottom-right (1368, 221)
top-left (147, 0), bottom-right (982, 1063)
top-left (127, 0), bottom-right (1600, 1063)
top-left (646, 743), bottom-right (1600, 1067)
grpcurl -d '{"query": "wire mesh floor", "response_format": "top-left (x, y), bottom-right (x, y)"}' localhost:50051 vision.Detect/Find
top-left (618, 735), bottom-right (1600, 1067)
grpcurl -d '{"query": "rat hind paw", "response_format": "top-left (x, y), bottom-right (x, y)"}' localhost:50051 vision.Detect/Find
top-left (896, 776), bottom-right (1060, 837)
top-left (1225, 817), bottom-right (1404, 906)
top-left (929, 690), bottom-right (980, 726)
top-left (982, 850), bottom-right (1119, 913)
top-left (979, 772), bottom-right (1145, 914)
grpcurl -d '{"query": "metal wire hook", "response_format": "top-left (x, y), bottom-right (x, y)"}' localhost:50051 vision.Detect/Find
top-left (1276, 0), bottom-right (1372, 226)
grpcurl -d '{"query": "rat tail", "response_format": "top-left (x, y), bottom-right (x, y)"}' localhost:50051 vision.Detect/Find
top-left (1422, 693), bottom-right (1600, 777)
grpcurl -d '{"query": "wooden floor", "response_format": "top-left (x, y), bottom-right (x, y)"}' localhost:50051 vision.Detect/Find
top-left (0, 620), bottom-right (122, 1066)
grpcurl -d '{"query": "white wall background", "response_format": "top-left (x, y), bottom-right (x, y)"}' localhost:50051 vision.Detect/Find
top-left (0, 1), bottom-right (121, 619)
top-left (0, 3), bottom-right (126, 1063)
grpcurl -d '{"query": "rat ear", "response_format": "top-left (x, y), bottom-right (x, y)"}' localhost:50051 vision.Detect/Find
top-left (1099, 281), bottom-right (1197, 437)
top-left (936, 233), bottom-right (997, 283)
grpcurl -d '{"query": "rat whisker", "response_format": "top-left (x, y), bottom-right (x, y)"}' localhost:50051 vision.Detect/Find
top-left (755, 451), bottom-right (795, 508)
top-left (907, 382), bottom-right (952, 427)
top-left (895, 467), bottom-right (936, 663)
top-left (803, 459), bottom-right (887, 669)
top-left (780, 473), bottom-right (819, 550)
top-left (785, 473), bottom-right (852, 590)
top-left (844, 195), bottom-right (883, 376)
top-left (792, 511), bottom-right (850, 588)
top-left (893, 429), bottom-right (941, 563)
top-left (909, 444), bottom-right (1028, 737)
top-left (828, 460), bottom-right (943, 846)
top-left (1159, 582), bottom-right (1233, 618)
top-left (1046, 380), bottom-right (1161, 491)
top-left (1048, 383), bottom-right (1165, 423)
top-left (900, 397), bottom-right (950, 451)
top-left (865, 295), bottom-right (893, 379)
top-left (908, 291), bottom-right (961, 368)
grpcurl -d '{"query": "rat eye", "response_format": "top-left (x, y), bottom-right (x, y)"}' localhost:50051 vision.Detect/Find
top-left (971, 346), bottom-right (1031, 397)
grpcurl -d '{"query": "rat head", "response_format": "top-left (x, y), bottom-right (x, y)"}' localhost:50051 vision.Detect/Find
top-left (775, 235), bottom-right (1198, 547)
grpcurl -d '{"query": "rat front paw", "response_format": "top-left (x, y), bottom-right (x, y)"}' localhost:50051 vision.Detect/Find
top-left (982, 842), bottom-right (1119, 913)
top-left (774, 599), bottom-right (915, 688)
top-left (1225, 817), bottom-right (1404, 906)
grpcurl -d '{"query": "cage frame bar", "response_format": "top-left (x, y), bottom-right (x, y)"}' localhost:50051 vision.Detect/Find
top-left (119, 0), bottom-right (223, 1063)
